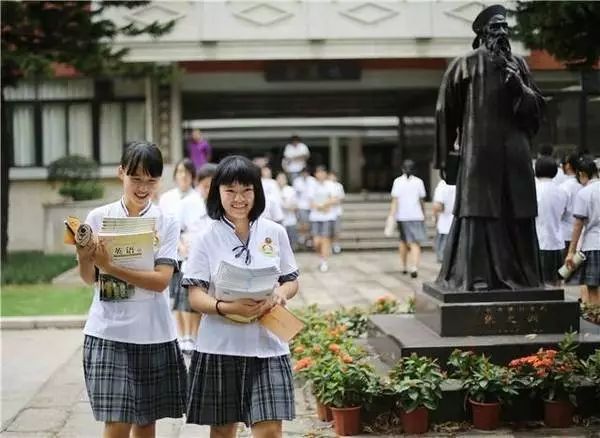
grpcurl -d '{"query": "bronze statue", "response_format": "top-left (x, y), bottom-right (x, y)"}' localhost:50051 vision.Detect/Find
top-left (434, 5), bottom-right (545, 291)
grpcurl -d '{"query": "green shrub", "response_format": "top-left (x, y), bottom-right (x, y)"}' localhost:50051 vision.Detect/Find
top-left (48, 155), bottom-right (104, 201)
top-left (1, 251), bottom-right (77, 284)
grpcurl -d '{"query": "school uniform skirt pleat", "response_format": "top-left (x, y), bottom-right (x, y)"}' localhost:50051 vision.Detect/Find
top-left (83, 335), bottom-right (187, 424)
top-left (577, 250), bottom-right (600, 287)
top-left (186, 352), bottom-right (295, 427)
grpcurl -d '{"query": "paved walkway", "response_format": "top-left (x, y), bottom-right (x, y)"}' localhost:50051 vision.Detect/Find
top-left (1, 250), bottom-right (594, 437)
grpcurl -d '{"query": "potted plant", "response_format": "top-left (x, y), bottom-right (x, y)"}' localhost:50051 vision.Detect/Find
top-left (318, 356), bottom-right (376, 436)
top-left (510, 333), bottom-right (582, 428)
top-left (47, 155), bottom-right (104, 201)
top-left (389, 353), bottom-right (444, 434)
top-left (447, 349), bottom-right (481, 380)
top-left (370, 294), bottom-right (400, 314)
top-left (462, 357), bottom-right (518, 430)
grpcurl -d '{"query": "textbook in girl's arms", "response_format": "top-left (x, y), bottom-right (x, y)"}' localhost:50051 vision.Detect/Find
top-left (97, 217), bottom-right (157, 301)
top-left (214, 260), bottom-right (280, 301)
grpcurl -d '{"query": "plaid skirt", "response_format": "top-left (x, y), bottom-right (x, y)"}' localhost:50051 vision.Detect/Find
top-left (539, 249), bottom-right (562, 284)
top-left (576, 250), bottom-right (600, 287)
top-left (186, 352), bottom-right (295, 426)
top-left (83, 335), bottom-right (187, 424)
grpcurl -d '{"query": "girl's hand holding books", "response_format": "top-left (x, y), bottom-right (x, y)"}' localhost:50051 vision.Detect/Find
top-left (94, 239), bottom-right (113, 272)
top-left (221, 298), bottom-right (268, 319)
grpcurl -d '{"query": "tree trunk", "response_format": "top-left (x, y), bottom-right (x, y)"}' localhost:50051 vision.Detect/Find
top-left (1, 88), bottom-right (11, 262)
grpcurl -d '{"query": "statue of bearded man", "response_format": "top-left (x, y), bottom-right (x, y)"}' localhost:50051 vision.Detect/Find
top-left (434, 5), bottom-right (546, 292)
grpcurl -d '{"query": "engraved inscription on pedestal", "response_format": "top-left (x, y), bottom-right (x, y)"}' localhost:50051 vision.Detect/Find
top-left (477, 303), bottom-right (550, 335)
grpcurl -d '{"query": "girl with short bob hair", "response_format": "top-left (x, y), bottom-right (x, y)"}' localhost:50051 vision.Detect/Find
top-left (78, 141), bottom-right (187, 438)
top-left (183, 155), bottom-right (299, 437)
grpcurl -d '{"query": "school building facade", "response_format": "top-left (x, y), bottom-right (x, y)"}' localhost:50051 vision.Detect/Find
top-left (5, 1), bottom-right (599, 251)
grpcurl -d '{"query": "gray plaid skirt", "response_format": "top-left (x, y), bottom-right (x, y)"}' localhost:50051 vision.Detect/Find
top-left (576, 250), bottom-right (600, 287)
top-left (83, 335), bottom-right (187, 424)
top-left (186, 352), bottom-right (295, 427)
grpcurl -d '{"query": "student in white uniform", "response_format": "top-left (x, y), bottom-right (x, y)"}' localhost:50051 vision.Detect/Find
top-left (282, 135), bottom-right (310, 182)
top-left (388, 160), bottom-right (427, 278)
top-left (261, 165), bottom-right (284, 223)
top-left (183, 155), bottom-right (299, 436)
top-left (566, 156), bottom-right (600, 304)
top-left (432, 179), bottom-right (456, 263)
top-left (559, 151), bottom-right (582, 256)
top-left (77, 141), bottom-right (186, 437)
top-left (535, 156), bottom-right (568, 286)
top-left (308, 165), bottom-right (338, 272)
top-left (159, 158), bottom-right (197, 353)
top-left (276, 171), bottom-right (298, 250)
top-left (329, 171), bottom-right (346, 254)
top-left (293, 167), bottom-right (316, 248)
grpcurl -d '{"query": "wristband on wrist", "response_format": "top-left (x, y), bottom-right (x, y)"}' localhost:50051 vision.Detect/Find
top-left (215, 299), bottom-right (225, 316)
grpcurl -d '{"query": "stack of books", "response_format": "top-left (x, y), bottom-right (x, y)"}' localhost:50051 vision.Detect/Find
top-left (97, 217), bottom-right (157, 301)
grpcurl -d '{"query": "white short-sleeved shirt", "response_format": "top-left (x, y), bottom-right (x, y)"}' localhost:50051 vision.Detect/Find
top-left (573, 178), bottom-right (600, 251)
top-left (535, 179), bottom-right (568, 251)
top-left (308, 180), bottom-right (338, 222)
top-left (280, 185), bottom-right (298, 227)
top-left (262, 178), bottom-right (284, 223)
top-left (293, 175), bottom-right (316, 210)
top-left (553, 167), bottom-right (568, 185)
top-left (559, 176), bottom-right (582, 242)
top-left (433, 181), bottom-right (456, 235)
top-left (83, 199), bottom-right (179, 344)
top-left (159, 188), bottom-right (195, 223)
top-left (331, 181), bottom-right (346, 218)
top-left (182, 217), bottom-right (299, 357)
top-left (283, 143), bottom-right (310, 173)
top-left (391, 175), bottom-right (426, 221)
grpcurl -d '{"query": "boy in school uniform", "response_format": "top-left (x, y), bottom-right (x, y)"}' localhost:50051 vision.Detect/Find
top-left (566, 155), bottom-right (600, 304)
top-left (292, 167), bottom-right (316, 248)
top-left (432, 179), bottom-right (456, 263)
top-left (535, 156), bottom-right (568, 286)
top-left (78, 141), bottom-right (186, 437)
top-left (559, 151), bottom-right (582, 257)
top-left (329, 171), bottom-right (346, 254)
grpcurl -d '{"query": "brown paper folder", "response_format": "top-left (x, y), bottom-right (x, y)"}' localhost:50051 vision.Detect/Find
top-left (259, 304), bottom-right (305, 342)
top-left (64, 216), bottom-right (81, 245)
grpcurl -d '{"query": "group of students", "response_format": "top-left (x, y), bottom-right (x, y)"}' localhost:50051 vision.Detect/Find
top-left (258, 164), bottom-right (345, 273)
top-left (534, 152), bottom-right (600, 303)
top-left (77, 141), bottom-right (300, 438)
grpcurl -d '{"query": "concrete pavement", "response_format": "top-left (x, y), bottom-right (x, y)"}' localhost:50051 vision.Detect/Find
top-left (1, 249), bottom-right (594, 437)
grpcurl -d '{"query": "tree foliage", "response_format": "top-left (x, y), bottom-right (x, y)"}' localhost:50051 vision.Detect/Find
top-left (512, 1), bottom-right (600, 69)
top-left (1, 1), bottom-right (175, 85)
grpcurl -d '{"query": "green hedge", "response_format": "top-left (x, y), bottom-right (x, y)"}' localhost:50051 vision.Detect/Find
top-left (1, 251), bottom-right (77, 285)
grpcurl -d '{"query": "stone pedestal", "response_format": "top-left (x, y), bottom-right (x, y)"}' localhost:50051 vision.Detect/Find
top-left (415, 282), bottom-right (580, 337)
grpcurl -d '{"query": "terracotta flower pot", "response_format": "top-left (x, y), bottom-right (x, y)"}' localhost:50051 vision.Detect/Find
top-left (544, 399), bottom-right (574, 428)
top-left (470, 399), bottom-right (501, 430)
top-left (316, 400), bottom-right (333, 422)
top-left (401, 406), bottom-right (429, 434)
top-left (331, 406), bottom-right (361, 436)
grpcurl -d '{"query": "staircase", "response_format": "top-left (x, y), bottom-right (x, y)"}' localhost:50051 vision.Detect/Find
top-left (338, 193), bottom-right (436, 251)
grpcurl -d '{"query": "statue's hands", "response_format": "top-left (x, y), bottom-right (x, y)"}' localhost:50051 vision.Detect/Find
top-left (504, 60), bottom-right (524, 95)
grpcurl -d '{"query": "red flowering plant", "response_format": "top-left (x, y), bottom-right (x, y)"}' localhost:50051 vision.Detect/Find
top-left (508, 332), bottom-right (582, 404)
top-left (371, 294), bottom-right (400, 314)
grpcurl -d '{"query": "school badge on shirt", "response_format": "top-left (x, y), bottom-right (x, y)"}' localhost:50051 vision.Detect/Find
top-left (260, 237), bottom-right (277, 257)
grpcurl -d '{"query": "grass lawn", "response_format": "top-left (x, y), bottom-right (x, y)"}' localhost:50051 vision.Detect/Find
top-left (1, 284), bottom-right (92, 316)
top-left (2, 251), bottom-right (78, 285)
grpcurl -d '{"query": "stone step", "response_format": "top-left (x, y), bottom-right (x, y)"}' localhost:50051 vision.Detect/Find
top-left (340, 229), bottom-right (435, 240)
top-left (336, 239), bottom-right (433, 251)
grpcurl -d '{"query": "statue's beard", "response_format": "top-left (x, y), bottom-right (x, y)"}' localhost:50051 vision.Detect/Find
top-left (485, 34), bottom-right (511, 58)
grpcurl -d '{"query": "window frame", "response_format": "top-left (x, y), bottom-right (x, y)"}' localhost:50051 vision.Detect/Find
top-left (7, 81), bottom-right (145, 168)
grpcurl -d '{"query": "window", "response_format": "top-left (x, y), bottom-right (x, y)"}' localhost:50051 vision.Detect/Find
top-left (5, 78), bottom-right (145, 167)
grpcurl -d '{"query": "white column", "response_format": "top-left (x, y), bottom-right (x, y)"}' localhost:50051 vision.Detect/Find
top-left (347, 136), bottom-right (363, 192)
top-left (144, 76), bottom-right (155, 142)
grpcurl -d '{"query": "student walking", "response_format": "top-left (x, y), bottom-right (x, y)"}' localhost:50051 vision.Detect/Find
top-left (307, 165), bottom-right (339, 272)
top-left (432, 179), bottom-right (456, 263)
top-left (535, 156), bottom-right (568, 286)
top-left (329, 171), bottom-right (346, 254)
top-left (276, 171), bottom-right (299, 250)
top-left (293, 167), bottom-right (316, 248)
top-left (159, 158), bottom-right (198, 353)
top-left (77, 141), bottom-right (186, 437)
top-left (183, 155), bottom-right (299, 437)
top-left (566, 156), bottom-right (600, 304)
top-left (559, 151), bottom-right (582, 257)
top-left (388, 160), bottom-right (427, 278)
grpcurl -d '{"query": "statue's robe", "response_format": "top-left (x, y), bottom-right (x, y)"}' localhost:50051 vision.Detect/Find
top-left (434, 45), bottom-right (546, 291)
